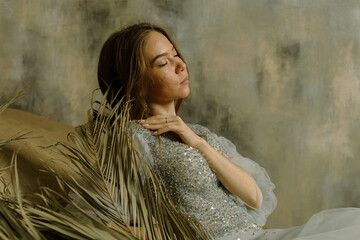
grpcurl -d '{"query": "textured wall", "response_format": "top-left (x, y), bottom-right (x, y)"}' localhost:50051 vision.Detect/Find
top-left (1, 0), bottom-right (359, 228)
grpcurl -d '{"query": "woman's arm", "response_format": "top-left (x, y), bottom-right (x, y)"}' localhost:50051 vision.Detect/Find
top-left (195, 138), bottom-right (262, 209)
top-left (141, 115), bottom-right (262, 209)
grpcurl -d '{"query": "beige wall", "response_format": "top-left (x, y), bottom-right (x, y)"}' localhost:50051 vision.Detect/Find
top-left (1, 0), bottom-right (359, 228)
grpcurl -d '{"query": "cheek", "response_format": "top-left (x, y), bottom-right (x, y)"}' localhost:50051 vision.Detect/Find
top-left (147, 75), bottom-right (166, 97)
top-left (149, 72), bottom-right (171, 91)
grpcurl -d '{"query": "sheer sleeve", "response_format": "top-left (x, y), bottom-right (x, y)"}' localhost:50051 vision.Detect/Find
top-left (133, 131), bottom-right (154, 167)
top-left (215, 135), bottom-right (277, 226)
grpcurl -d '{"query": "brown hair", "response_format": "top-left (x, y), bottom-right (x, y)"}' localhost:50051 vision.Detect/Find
top-left (97, 23), bottom-right (186, 120)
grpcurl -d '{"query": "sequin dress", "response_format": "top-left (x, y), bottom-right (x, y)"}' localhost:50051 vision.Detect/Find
top-left (134, 123), bottom-right (275, 239)
top-left (134, 123), bottom-right (360, 240)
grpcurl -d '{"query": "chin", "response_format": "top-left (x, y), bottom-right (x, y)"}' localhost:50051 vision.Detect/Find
top-left (182, 88), bottom-right (190, 98)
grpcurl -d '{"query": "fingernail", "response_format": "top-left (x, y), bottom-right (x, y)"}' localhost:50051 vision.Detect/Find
top-left (142, 124), bottom-right (149, 127)
top-left (140, 119), bottom-right (145, 122)
top-left (152, 131), bottom-right (157, 135)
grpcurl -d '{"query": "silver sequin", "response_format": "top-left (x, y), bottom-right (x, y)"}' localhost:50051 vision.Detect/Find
top-left (135, 124), bottom-right (261, 238)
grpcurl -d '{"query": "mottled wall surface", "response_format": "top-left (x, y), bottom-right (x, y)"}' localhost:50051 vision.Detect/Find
top-left (1, 0), bottom-right (359, 228)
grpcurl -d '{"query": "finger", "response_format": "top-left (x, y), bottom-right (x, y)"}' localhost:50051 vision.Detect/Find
top-left (142, 115), bottom-right (176, 124)
top-left (152, 125), bottom-right (173, 136)
top-left (142, 123), bottom-right (167, 130)
top-left (143, 122), bottom-right (179, 131)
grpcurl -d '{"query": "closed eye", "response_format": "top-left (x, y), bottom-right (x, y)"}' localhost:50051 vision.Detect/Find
top-left (157, 49), bottom-right (179, 67)
top-left (158, 61), bottom-right (168, 67)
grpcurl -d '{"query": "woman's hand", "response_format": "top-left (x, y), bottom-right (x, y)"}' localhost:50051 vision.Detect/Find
top-left (140, 115), bottom-right (205, 148)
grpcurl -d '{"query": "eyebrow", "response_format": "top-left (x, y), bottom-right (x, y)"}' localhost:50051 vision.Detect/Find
top-left (151, 46), bottom-right (175, 64)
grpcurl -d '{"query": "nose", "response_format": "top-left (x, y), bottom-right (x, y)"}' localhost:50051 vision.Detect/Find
top-left (175, 58), bottom-right (186, 74)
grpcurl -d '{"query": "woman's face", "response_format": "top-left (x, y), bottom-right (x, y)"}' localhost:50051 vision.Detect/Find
top-left (144, 31), bottom-right (189, 104)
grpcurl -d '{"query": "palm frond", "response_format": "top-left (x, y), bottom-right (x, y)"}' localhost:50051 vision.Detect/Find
top-left (0, 132), bottom-right (30, 150)
top-left (0, 152), bottom-right (45, 240)
top-left (0, 88), bottom-right (25, 115)
top-left (0, 88), bottom-right (28, 149)
top-left (0, 89), bottom-right (214, 239)
top-left (46, 89), bottom-right (213, 239)
top-left (0, 152), bottom-right (132, 240)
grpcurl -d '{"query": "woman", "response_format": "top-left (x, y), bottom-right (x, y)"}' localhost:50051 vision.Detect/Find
top-left (97, 23), bottom-right (360, 239)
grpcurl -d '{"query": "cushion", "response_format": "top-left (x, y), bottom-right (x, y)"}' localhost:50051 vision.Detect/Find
top-left (0, 108), bottom-right (76, 196)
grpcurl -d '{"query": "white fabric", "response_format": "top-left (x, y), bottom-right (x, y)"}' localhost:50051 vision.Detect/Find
top-left (236, 208), bottom-right (360, 240)
top-left (216, 208), bottom-right (360, 240)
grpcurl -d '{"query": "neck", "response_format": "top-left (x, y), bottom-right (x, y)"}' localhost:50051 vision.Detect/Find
top-left (148, 101), bottom-right (176, 116)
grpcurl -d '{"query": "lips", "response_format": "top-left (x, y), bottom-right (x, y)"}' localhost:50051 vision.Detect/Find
top-left (180, 76), bottom-right (189, 85)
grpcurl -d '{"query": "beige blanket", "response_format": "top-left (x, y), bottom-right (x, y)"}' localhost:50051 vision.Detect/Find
top-left (0, 108), bottom-right (76, 196)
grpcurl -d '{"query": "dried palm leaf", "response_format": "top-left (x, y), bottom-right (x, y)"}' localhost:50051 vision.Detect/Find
top-left (0, 89), bottom-right (213, 239)
top-left (0, 88), bottom-right (25, 115)
top-left (0, 152), bottom-right (130, 240)
top-left (0, 88), bottom-right (29, 149)
top-left (44, 89), bottom-right (213, 239)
